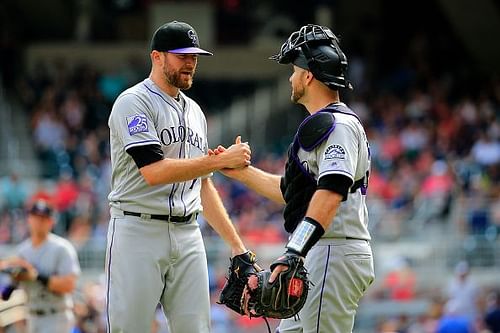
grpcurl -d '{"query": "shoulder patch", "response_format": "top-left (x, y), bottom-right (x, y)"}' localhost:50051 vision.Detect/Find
top-left (324, 144), bottom-right (346, 160)
top-left (127, 114), bottom-right (148, 135)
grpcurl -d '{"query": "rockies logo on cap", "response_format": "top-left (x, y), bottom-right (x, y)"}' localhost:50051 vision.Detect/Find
top-left (187, 29), bottom-right (198, 45)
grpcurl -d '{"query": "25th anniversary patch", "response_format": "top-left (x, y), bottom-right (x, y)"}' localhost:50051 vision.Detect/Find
top-left (127, 114), bottom-right (148, 135)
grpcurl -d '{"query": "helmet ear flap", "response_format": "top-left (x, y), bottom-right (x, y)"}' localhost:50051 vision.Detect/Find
top-left (300, 43), bottom-right (321, 79)
top-left (307, 58), bottom-right (325, 83)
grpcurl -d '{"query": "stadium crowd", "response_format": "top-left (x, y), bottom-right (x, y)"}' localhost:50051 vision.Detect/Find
top-left (2, 56), bottom-right (499, 245)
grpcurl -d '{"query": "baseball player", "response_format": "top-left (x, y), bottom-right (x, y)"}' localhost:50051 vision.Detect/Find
top-left (0, 199), bottom-right (81, 333)
top-left (106, 20), bottom-right (252, 332)
top-left (213, 24), bottom-right (375, 332)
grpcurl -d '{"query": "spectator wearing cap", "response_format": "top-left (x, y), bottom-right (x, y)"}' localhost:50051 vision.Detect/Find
top-left (0, 199), bottom-right (81, 333)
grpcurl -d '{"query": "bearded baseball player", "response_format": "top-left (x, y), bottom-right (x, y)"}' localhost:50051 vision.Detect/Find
top-left (106, 21), bottom-right (256, 332)
top-left (214, 24), bottom-right (375, 332)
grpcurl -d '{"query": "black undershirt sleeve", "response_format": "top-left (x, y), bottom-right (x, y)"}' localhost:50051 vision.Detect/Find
top-left (126, 144), bottom-right (164, 169)
top-left (317, 174), bottom-right (353, 201)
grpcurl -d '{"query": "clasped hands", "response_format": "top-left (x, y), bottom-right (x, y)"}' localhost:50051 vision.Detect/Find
top-left (208, 136), bottom-right (251, 170)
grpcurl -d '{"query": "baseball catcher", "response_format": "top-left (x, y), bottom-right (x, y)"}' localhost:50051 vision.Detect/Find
top-left (214, 23), bottom-right (374, 333)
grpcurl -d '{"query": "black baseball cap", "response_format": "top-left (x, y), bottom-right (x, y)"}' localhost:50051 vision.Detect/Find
top-left (29, 199), bottom-right (53, 217)
top-left (151, 21), bottom-right (213, 56)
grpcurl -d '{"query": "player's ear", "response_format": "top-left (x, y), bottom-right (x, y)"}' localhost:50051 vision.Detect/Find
top-left (151, 50), bottom-right (162, 64)
top-left (305, 71), bottom-right (314, 84)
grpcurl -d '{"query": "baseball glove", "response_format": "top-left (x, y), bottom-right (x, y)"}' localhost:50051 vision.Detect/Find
top-left (1, 266), bottom-right (28, 278)
top-left (241, 252), bottom-right (309, 319)
top-left (218, 251), bottom-right (262, 315)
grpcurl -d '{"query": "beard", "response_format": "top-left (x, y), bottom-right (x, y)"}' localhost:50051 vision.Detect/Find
top-left (164, 66), bottom-right (195, 90)
top-left (291, 83), bottom-right (305, 104)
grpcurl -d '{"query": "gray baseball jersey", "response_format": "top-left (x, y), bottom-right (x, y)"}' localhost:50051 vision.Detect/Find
top-left (297, 102), bottom-right (371, 240)
top-left (108, 77), bottom-right (209, 215)
top-left (106, 78), bottom-right (212, 332)
top-left (279, 103), bottom-right (374, 333)
top-left (17, 233), bottom-right (81, 333)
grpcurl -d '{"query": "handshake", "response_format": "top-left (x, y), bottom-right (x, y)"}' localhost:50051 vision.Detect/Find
top-left (208, 136), bottom-right (251, 171)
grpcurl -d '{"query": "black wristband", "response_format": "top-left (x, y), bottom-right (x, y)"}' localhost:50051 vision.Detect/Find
top-left (285, 217), bottom-right (325, 257)
top-left (36, 274), bottom-right (50, 287)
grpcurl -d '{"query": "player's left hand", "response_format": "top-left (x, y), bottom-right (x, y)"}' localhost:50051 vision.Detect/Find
top-left (269, 263), bottom-right (289, 283)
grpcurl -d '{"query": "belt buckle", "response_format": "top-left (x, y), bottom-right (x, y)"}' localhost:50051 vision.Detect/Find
top-left (140, 213), bottom-right (152, 220)
top-left (170, 213), bottom-right (194, 224)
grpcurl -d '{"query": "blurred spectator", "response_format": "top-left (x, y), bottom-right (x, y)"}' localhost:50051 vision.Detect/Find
top-left (52, 172), bottom-right (80, 235)
top-left (0, 172), bottom-right (27, 213)
top-left (445, 261), bottom-right (481, 323)
top-left (411, 160), bottom-right (454, 225)
top-left (381, 256), bottom-right (417, 302)
top-left (436, 316), bottom-right (472, 333)
top-left (484, 290), bottom-right (500, 333)
top-left (466, 197), bottom-right (492, 235)
top-left (471, 132), bottom-right (500, 168)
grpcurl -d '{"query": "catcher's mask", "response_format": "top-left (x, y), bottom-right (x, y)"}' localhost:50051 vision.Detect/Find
top-left (270, 24), bottom-right (353, 90)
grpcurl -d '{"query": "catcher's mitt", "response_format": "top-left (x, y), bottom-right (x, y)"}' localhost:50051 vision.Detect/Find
top-left (218, 251), bottom-right (262, 315)
top-left (241, 252), bottom-right (309, 319)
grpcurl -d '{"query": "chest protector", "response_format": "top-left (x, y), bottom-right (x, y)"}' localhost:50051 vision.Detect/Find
top-left (280, 104), bottom-right (361, 233)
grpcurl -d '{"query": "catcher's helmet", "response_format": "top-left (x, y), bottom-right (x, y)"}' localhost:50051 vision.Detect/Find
top-left (270, 24), bottom-right (353, 90)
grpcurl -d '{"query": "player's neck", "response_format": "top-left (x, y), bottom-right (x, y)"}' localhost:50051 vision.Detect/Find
top-left (305, 94), bottom-right (340, 114)
top-left (149, 73), bottom-right (179, 98)
top-left (302, 82), bottom-right (340, 114)
top-left (31, 234), bottom-right (49, 247)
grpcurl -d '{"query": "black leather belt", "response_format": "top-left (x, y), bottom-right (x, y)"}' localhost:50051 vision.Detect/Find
top-left (123, 211), bottom-right (194, 223)
top-left (331, 236), bottom-right (367, 241)
top-left (30, 308), bottom-right (60, 316)
top-left (345, 237), bottom-right (367, 241)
